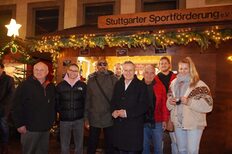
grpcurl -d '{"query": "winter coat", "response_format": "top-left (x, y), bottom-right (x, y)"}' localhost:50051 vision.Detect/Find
top-left (85, 70), bottom-right (118, 128)
top-left (153, 73), bottom-right (176, 122)
top-left (56, 80), bottom-right (87, 121)
top-left (167, 79), bottom-right (213, 130)
top-left (142, 79), bottom-right (156, 124)
top-left (12, 76), bottom-right (56, 131)
top-left (0, 72), bottom-right (14, 117)
top-left (153, 76), bottom-right (169, 122)
top-left (111, 76), bottom-right (148, 151)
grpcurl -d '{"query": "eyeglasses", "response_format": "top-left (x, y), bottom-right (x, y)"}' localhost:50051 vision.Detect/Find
top-left (98, 62), bottom-right (107, 66)
top-left (68, 69), bottom-right (78, 73)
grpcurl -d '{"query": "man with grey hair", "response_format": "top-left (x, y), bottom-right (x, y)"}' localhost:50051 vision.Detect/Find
top-left (12, 61), bottom-right (56, 154)
top-left (111, 61), bottom-right (148, 153)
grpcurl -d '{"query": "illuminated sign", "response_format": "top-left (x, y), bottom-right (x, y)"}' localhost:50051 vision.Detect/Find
top-left (98, 5), bottom-right (232, 28)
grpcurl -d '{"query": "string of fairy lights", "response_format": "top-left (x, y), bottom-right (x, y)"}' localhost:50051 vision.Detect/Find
top-left (32, 28), bottom-right (232, 53)
top-left (1, 26), bottom-right (232, 82)
top-left (28, 28), bottom-right (232, 82)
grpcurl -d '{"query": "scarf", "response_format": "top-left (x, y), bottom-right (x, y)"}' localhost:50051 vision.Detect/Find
top-left (174, 73), bottom-right (191, 125)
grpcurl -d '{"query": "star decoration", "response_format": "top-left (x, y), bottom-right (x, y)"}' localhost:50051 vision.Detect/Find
top-left (5, 19), bottom-right (22, 37)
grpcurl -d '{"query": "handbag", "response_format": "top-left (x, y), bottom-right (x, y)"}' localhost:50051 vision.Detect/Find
top-left (166, 118), bottom-right (174, 132)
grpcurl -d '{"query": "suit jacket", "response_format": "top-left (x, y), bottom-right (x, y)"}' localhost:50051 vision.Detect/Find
top-left (111, 76), bottom-right (148, 151)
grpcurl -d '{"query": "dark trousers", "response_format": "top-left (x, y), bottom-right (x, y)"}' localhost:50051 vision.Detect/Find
top-left (21, 131), bottom-right (49, 154)
top-left (87, 126), bottom-right (113, 154)
top-left (114, 149), bottom-right (142, 154)
top-left (60, 119), bottom-right (84, 154)
top-left (0, 116), bottom-right (9, 144)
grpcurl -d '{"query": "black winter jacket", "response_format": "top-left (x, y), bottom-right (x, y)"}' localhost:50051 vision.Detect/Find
top-left (56, 80), bottom-right (87, 121)
top-left (12, 76), bottom-right (56, 131)
top-left (0, 72), bottom-right (14, 117)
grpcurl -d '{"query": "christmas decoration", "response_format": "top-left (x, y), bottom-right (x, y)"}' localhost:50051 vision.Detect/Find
top-left (27, 28), bottom-right (232, 83)
top-left (31, 28), bottom-right (232, 53)
top-left (5, 19), bottom-right (22, 37)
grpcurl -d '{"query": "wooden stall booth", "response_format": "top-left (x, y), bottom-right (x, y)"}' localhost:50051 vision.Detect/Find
top-left (33, 5), bottom-right (232, 153)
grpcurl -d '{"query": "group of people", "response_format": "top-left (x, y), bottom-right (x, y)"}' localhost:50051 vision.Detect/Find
top-left (0, 56), bottom-right (213, 154)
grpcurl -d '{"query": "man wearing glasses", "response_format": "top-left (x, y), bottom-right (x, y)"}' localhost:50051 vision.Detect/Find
top-left (85, 59), bottom-right (118, 154)
top-left (56, 63), bottom-right (87, 154)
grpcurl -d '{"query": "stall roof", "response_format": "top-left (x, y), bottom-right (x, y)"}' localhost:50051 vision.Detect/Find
top-left (35, 20), bottom-right (232, 38)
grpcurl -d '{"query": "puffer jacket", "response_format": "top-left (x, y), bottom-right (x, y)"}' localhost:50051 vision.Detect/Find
top-left (167, 79), bottom-right (213, 130)
top-left (56, 80), bottom-right (87, 121)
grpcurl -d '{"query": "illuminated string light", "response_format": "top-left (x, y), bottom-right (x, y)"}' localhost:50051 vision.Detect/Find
top-left (227, 56), bottom-right (232, 61)
top-left (1, 28), bottom-right (228, 81)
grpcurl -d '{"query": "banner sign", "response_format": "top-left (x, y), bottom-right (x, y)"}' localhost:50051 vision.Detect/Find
top-left (98, 5), bottom-right (232, 28)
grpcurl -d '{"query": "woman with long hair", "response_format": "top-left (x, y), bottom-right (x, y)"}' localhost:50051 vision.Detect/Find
top-left (167, 57), bottom-right (213, 154)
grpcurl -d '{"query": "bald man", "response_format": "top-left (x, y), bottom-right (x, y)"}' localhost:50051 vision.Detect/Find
top-left (12, 61), bottom-right (56, 154)
top-left (114, 63), bottom-right (122, 79)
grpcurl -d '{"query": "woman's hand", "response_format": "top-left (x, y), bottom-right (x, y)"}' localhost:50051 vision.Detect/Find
top-left (181, 97), bottom-right (188, 105)
top-left (169, 98), bottom-right (177, 105)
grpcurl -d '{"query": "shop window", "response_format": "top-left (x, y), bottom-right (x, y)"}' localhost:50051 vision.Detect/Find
top-left (34, 7), bottom-right (59, 36)
top-left (84, 3), bottom-right (114, 25)
top-left (0, 10), bottom-right (12, 48)
top-left (27, 1), bottom-right (64, 37)
top-left (142, 0), bottom-right (178, 12)
top-left (0, 5), bottom-right (15, 49)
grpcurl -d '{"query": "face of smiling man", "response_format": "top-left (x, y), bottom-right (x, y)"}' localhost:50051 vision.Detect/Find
top-left (159, 58), bottom-right (171, 75)
top-left (122, 62), bottom-right (135, 82)
top-left (67, 65), bottom-right (79, 79)
top-left (33, 62), bottom-right (49, 83)
top-left (96, 60), bottom-right (108, 72)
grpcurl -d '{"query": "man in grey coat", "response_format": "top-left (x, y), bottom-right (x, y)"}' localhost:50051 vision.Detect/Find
top-left (85, 59), bottom-right (118, 154)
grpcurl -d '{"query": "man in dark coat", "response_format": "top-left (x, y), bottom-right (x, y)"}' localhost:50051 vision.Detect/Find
top-left (111, 61), bottom-right (148, 154)
top-left (0, 63), bottom-right (15, 154)
top-left (12, 61), bottom-right (56, 154)
top-left (85, 59), bottom-right (118, 154)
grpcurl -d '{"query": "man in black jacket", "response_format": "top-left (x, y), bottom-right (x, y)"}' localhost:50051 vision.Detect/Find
top-left (111, 61), bottom-right (148, 154)
top-left (0, 63), bottom-right (14, 154)
top-left (56, 63), bottom-right (87, 154)
top-left (12, 61), bottom-right (56, 154)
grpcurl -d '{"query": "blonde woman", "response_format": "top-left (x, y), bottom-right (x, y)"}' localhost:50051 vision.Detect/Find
top-left (167, 57), bottom-right (213, 154)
